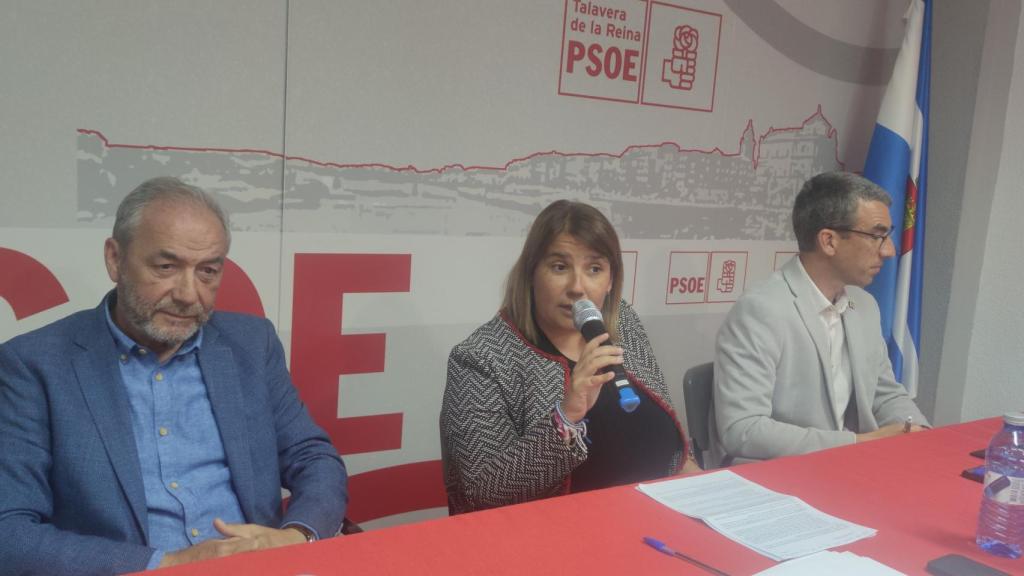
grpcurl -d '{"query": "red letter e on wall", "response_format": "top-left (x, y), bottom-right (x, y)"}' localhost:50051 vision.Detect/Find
top-left (291, 254), bottom-right (411, 455)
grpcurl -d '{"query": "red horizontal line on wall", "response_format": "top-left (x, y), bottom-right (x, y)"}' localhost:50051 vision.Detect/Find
top-left (77, 106), bottom-right (845, 176)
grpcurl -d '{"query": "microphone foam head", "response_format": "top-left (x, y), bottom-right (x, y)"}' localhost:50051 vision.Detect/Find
top-left (572, 299), bottom-right (602, 330)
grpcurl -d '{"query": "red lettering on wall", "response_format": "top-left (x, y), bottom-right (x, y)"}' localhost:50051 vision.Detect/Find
top-left (0, 247), bottom-right (69, 320)
top-left (214, 258), bottom-right (266, 317)
top-left (291, 254), bottom-right (411, 455)
top-left (565, 40), bottom-right (639, 81)
top-left (669, 276), bottom-right (706, 294)
top-left (567, 40), bottom-right (586, 73)
top-left (346, 460), bottom-right (446, 522)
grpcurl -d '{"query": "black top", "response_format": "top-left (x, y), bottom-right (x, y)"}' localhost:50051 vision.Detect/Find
top-left (536, 331), bottom-right (683, 493)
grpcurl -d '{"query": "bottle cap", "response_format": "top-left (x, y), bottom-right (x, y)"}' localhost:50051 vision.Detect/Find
top-left (1003, 412), bottom-right (1024, 426)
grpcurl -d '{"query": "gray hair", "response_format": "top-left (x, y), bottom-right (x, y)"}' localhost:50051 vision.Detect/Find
top-left (792, 171), bottom-right (891, 252)
top-left (112, 177), bottom-right (231, 249)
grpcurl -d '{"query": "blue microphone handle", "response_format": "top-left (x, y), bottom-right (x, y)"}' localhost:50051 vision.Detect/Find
top-left (613, 375), bottom-right (640, 412)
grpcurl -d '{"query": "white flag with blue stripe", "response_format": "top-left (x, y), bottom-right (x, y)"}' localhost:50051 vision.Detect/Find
top-left (864, 0), bottom-right (930, 397)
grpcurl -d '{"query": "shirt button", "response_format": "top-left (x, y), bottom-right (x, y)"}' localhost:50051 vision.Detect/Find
top-left (191, 528), bottom-right (199, 537)
top-left (159, 427), bottom-right (169, 437)
top-left (119, 354), bottom-right (128, 363)
top-left (155, 372), bottom-right (164, 382)
top-left (138, 348), bottom-right (148, 356)
top-left (169, 481), bottom-right (179, 489)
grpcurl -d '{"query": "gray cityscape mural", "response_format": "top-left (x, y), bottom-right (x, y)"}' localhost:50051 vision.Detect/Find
top-left (77, 110), bottom-right (842, 240)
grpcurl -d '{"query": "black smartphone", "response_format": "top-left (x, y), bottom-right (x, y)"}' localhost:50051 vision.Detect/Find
top-left (926, 553), bottom-right (1010, 576)
top-left (962, 464), bottom-right (985, 483)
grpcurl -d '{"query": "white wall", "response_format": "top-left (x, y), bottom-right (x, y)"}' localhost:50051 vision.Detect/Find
top-left (932, 0), bottom-right (1024, 423)
top-left (0, 0), bottom-right (904, 525)
top-left (960, 1), bottom-right (1024, 420)
top-left (2, 0), bottom-right (1021, 524)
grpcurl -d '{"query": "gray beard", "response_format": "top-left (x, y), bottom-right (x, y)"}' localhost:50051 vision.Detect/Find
top-left (117, 282), bottom-right (210, 347)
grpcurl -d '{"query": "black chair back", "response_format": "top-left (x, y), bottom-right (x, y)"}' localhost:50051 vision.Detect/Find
top-left (682, 362), bottom-right (714, 469)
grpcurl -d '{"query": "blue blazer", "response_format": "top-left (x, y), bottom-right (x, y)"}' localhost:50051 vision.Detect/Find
top-left (0, 297), bottom-right (348, 575)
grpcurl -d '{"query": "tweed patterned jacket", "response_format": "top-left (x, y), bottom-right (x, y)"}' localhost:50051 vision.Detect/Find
top-left (441, 301), bottom-right (686, 514)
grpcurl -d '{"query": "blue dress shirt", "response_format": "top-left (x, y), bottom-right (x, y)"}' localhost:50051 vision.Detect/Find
top-left (105, 301), bottom-right (245, 568)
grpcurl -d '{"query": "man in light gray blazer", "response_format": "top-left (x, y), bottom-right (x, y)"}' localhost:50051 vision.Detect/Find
top-left (710, 172), bottom-right (928, 468)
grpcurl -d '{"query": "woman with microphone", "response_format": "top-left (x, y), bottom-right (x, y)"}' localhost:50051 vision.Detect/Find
top-left (440, 200), bottom-right (698, 514)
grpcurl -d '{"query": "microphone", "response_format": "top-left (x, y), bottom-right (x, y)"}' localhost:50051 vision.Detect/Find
top-left (572, 299), bottom-right (640, 413)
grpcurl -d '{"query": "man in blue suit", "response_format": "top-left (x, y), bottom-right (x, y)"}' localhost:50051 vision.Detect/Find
top-left (0, 177), bottom-right (348, 574)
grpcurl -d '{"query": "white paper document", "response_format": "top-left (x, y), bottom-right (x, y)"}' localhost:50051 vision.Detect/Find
top-left (637, 470), bottom-right (877, 561)
top-left (752, 551), bottom-right (906, 575)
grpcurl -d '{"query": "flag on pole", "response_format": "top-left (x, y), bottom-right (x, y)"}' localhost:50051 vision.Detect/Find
top-left (863, 0), bottom-right (930, 396)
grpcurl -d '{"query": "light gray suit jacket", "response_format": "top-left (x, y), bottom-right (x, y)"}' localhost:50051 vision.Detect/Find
top-left (709, 256), bottom-right (927, 467)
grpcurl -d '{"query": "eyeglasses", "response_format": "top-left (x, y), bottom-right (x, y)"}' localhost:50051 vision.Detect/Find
top-left (832, 226), bottom-right (895, 249)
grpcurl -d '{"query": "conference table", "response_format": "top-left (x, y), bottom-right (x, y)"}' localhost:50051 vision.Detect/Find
top-left (148, 418), bottom-right (1019, 575)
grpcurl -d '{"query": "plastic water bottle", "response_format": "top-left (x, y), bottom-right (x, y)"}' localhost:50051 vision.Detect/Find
top-left (976, 412), bottom-right (1024, 558)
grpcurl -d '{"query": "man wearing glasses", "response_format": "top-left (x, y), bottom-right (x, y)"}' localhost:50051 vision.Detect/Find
top-left (708, 171), bottom-right (928, 468)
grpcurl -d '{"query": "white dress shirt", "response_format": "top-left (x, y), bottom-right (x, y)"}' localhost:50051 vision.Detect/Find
top-left (795, 259), bottom-right (852, 429)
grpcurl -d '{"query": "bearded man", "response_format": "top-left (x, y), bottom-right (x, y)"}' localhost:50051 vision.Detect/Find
top-left (0, 177), bottom-right (348, 575)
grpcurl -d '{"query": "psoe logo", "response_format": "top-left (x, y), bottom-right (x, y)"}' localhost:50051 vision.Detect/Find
top-left (716, 259), bottom-right (736, 293)
top-left (641, 3), bottom-right (722, 111)
top-left (665, 251), bottom-right (709, 305)
top-left (707, 252), bottom-right (747, 303)
top-left (662, 25), bottom-right (698, 90)
top-left (665, 251), bottom-right (747, 305)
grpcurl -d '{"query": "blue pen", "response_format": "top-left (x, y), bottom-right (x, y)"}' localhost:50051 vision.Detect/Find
top-left (642, 536), bottom-right (730, 576)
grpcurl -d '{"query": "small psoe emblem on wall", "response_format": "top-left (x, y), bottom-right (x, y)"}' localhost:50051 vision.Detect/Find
top-left (662, 25), bottom-right (698, 91)
top-left (716, 259), bottom-right (736, 293)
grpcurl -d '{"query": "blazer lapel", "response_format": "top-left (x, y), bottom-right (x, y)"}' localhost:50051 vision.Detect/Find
top-left (198, 324), bottom-right (256, 521)
top-left (72, 305), bottom-right (149, 541)
top-left (783, 258), bottom-right (840, 427)
top-left (841, 298), bottom-right (871, 432)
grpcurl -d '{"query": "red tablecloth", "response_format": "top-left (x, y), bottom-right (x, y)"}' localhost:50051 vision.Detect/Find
top-left (148, 418), bottom-right (1020, 575)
